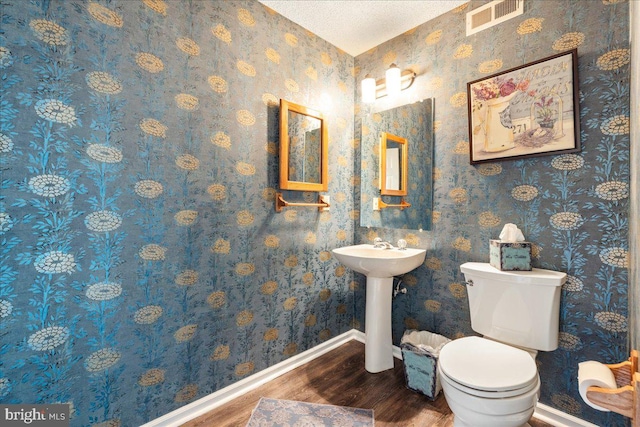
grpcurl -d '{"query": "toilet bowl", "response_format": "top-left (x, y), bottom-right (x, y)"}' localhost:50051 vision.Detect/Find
top-left (438, 336), bottom-right (540, 427)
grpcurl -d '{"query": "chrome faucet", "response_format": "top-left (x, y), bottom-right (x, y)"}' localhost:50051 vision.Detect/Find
top-left (373, 237), bottom-right (393, 249)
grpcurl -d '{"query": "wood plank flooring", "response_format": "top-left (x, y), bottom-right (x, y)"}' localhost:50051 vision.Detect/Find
top-left (182, 340), bottom-right (555, 427)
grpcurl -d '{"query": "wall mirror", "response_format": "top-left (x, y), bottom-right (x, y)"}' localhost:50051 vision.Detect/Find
top-left (380, 132), bottom-right (408, 196)
top-left (279, 99), bottom-right (328, 192)
top-left (360, 100), bottom-right (434, 230)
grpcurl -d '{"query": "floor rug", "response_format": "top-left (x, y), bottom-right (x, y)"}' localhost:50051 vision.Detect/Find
top-left (246, 397), bottom-right (375, 426)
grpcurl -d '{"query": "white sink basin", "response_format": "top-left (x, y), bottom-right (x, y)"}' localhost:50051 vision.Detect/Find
top-left (332, 244), bottom-right (426, 278)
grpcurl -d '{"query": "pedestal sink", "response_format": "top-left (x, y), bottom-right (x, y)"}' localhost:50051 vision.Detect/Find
top-left (332, 244), bottom-right (426, 373)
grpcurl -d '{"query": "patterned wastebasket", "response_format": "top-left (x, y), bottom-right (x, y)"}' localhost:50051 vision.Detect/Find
top-left (400, 330), bottom-right (451, 400)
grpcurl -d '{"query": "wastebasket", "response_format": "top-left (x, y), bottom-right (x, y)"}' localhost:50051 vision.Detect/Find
top-left (400, 329), bottom-right (451, 400)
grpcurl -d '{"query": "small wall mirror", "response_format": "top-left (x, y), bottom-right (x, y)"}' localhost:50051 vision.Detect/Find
top-left (380, 132), bottom-right (408, 196)
top-left (279, 99), bottom-right (328, 192)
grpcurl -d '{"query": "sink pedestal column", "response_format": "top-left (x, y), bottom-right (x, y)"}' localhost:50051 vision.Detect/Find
top-left (365, 276), bottom-right (394, 373)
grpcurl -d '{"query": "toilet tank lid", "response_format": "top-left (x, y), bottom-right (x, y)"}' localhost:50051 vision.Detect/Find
top-left (460, 262), bottom-right (566, 286)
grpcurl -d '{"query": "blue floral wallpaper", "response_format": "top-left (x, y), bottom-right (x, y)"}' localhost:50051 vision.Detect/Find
top-left (0, 0), bottom-right (356, 425)
top-left (355, 1), bottom-right (630, 425)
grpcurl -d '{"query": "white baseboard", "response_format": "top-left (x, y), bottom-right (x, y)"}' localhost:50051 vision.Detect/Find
top-left (142, 328), bottom-right (596, 427)
top-left (533, 403), bottom-right (599, 427)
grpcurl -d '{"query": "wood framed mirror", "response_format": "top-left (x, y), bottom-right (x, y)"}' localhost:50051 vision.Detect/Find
top-left (279, 99), bottom-right (328, 192)
top-left (379, 132), bottom-right (408, 196)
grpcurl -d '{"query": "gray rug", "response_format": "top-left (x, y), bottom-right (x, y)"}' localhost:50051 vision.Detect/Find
top-left (246, 397), bottom-right (375, 426)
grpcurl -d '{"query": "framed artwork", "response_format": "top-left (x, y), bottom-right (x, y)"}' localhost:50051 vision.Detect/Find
top-left (467, 49), bottom-right (580, 164)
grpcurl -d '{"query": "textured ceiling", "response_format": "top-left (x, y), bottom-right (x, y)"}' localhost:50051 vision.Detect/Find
top-left (258, 0), bottom-right (469, 56)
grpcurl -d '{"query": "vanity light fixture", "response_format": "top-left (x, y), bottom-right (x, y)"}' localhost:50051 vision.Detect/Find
top-left (361, 64), bottom-right (416, 103)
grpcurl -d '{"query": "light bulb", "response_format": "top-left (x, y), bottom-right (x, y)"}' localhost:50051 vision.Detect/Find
top-left (385, 64), bottom-right (401, 97)
top-left (361, 74), bottom-right (376, 103)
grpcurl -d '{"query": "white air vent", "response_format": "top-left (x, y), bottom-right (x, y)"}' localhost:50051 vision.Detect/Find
top-left (466, 0), bottom-right (524, 36)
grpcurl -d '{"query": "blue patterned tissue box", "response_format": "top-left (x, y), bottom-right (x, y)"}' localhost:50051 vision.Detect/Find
top-left (489, 239), bottom-right (532, 271)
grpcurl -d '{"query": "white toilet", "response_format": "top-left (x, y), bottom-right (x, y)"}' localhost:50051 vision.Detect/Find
top-left (438, 262), bottom-right (566, 427)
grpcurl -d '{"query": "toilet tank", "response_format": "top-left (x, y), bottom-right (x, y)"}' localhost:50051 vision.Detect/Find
top-left (460, 262), bottom-right (566, 351)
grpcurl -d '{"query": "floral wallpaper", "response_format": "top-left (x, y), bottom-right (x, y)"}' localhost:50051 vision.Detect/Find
top-left (355, 1), bottom-right (630, 425)
top-left (0, 0), bottom-right (356, 426)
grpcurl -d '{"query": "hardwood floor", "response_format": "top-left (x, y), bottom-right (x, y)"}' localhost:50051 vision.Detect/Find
top-left (182, 340), bottom-right (555, 427)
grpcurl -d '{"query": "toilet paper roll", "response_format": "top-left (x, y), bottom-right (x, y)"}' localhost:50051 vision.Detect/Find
top-left (578, 361), bottom-right (618, 411)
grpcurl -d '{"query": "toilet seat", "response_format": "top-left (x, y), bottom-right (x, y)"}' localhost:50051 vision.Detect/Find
top-left (439, 337), bottom-right (538, 398)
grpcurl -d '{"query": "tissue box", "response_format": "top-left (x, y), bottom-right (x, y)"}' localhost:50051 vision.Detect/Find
top-left (489, 240), bottom-right (532, 271)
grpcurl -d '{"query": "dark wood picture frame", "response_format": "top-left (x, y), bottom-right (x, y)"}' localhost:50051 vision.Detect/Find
top-left (467, 49), bottom-right (581, 164)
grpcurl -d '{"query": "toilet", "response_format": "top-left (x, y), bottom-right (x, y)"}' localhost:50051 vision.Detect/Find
top-left (438, 262), bottom-right (566, 427)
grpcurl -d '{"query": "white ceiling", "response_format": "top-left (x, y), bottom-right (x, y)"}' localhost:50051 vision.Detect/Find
top-left (258, 1), bottom-right (469, 56)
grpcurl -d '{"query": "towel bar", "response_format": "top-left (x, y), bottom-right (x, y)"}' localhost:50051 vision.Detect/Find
top-left (378, 197), bottom-right (411, 210)
top-left (275, 193), bottom-right (330, 212)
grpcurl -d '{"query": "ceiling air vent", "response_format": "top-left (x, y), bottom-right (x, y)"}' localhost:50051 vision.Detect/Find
top-left (466, 0), bottom-right (524, 36)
